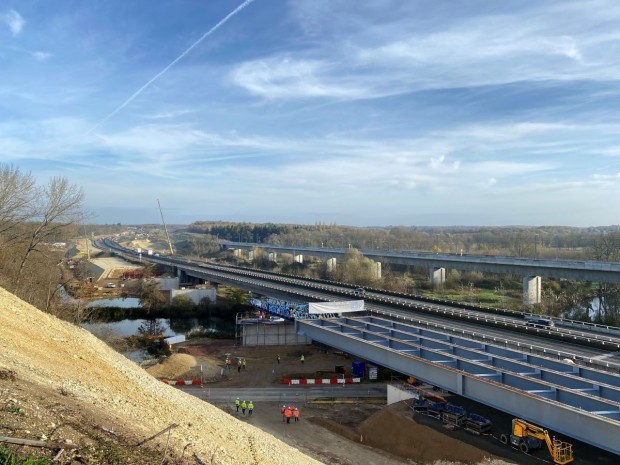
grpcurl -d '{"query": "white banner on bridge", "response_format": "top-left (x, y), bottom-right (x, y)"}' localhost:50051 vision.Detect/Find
top-left (309, 300), bottom-right (365, 314)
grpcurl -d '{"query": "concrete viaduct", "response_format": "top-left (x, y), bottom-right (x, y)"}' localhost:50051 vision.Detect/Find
top-left (222, 242), bottom-right (620, 305)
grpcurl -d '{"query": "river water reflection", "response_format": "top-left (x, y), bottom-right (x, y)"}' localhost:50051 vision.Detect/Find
top-left (80, 295), bottom-right (235, 362)
top-left (82, 316), bottom-right (232, 338)
top-left (82, 316), bottom-right (233, 363)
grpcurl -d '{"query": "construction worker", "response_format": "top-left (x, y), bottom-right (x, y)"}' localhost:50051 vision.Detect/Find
top-left (281, 405), bottom-right (286, 422)
top-left (293, 407), bottom-right (300, 423)
top-left (300, 354), bottom-right (304, 364)
top-left (242, 358), bottom-right (246, 370)
top-left (277, 354), bottom-right (280, 364)
top-left (237, 359), bottom-right (242, 373)
top-left (241, 400), bottom-right (247, 415)
top-left (235, 397), bottom-right (240, 413)
top-left (248, 400), bottom-right (254, 416)
top-left (284, 406), bottom-right (292, 424)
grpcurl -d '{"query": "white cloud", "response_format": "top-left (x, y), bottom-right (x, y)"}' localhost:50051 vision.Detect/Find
top-left (232, 2), bottom-right (620, 103)
top-left (597, 147), bottom-right (620, 157)
top-left (2, 9), bottom-right (25, 36)
top-left (31, 51), bottom-right (52, 61)
top-left (231, 57), bottom-right (366, 99)
top-left (591, 172), bottom-right (620, 186)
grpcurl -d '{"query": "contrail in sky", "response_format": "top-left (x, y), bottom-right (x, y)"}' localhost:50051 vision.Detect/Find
top-left (87, 0), bottom-right (256, 135)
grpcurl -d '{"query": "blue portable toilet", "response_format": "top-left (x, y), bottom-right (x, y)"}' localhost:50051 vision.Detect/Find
top-left (352, 360), bottom-right (365, 377)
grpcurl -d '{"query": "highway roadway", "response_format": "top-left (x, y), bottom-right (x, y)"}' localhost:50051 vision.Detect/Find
top-left (100, 239), bottom-right (620, 370)
top-left (175, 261), bottom-right (620, 364)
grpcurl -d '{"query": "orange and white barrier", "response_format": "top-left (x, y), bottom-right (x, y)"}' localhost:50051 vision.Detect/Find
top-left (283, 377), bottom-right (361, 385)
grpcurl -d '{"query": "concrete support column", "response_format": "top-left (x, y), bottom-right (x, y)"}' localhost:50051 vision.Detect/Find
top-left (268, 252), bottom-right (277, 262)
top-left (294, 254), bottom-right (303, 264)
top-left (429, 267), bottom-right (446, 286)
top-left (233, 249), bottom-right (242, 258)
top-left (248, 250), bottom-right (254, 261)
top-left (523, 276), bottom-right (542, 304)
top-left (326, 257), bottom-right (337, 273)
top-left (374, 261), bottom-right (382, 279)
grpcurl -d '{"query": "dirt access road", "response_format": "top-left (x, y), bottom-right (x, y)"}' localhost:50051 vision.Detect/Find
top-left (156, 339), bottom-right (514, 465)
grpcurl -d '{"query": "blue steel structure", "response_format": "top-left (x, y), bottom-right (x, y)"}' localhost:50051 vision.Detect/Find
top-left (297, 315), bottom-right (620, 456)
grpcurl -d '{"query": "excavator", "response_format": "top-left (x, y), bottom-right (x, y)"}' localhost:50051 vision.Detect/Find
top-left (500, 418), bottom-right (573, 464)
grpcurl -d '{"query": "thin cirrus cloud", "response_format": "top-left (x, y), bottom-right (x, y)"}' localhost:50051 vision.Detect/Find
top-left (231, 3), bottom-right (620, 101)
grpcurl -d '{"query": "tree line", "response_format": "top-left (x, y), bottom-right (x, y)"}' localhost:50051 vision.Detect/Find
top-left (184, 221), bottom-right (620, 261)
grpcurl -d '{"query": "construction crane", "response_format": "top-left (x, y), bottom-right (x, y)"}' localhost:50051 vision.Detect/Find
top-left (157, 199), bottom-right (175, 256)
top-left (500, 418), bottom-right (573, 464)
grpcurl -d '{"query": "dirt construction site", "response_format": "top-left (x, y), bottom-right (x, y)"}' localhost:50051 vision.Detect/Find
top-left (148, 339), bottom-right (619, 465)
top-left (2, 276), bottom-right (616, 464)
top-left (145, 339), bottom-right (512, 465)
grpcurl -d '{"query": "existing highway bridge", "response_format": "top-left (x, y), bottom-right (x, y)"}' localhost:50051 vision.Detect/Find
top-left (222, 241), bottom-right (620, 304)
top-left (99, 239), bottom-right (620, 456)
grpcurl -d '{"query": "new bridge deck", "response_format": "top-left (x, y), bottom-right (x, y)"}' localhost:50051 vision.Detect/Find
top-left (297, 315), bottom-right (620, 456)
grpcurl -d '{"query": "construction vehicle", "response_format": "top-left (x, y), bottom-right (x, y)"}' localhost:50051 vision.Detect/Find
top-left (500, 418), bottom-right (573, 464)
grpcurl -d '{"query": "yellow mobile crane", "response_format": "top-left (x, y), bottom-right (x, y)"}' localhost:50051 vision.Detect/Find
top-left (500, 418), bottom-right (573, 464)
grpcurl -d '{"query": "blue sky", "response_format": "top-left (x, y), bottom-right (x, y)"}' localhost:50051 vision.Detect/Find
top-left (1, 1), bottom-right (620, 227)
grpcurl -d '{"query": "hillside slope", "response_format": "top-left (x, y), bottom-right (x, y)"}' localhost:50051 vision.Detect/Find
top-left (0, 286), bottom-right (322, 465)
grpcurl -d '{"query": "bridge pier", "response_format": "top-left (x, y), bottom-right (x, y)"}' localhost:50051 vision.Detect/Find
top-left (177, 269), bottom-right (205, 286)
top-left (374, 261), bottom-right (382, 279)
top-left (233, 249), bottom-right (242, 258)
top-left (268, 252), bottom-right (277, 262)
top-left (326, 257), bottom-right (337, 273)
top-left (248, 250), bottom-right (254, 261)
top-left (523, 276), bottom-right (542, 304)
top-left (294, 254), bottom-right (303, 264)
top-left (429, 267), bottom-right (446, 286)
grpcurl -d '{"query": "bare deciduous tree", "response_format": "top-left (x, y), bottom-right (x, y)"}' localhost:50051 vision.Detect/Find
top-left (0, 164), bottom-right (36, 241)
top-left (14, 177), bottom-right (84, 291)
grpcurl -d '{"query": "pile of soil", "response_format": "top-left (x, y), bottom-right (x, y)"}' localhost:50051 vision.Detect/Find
top-left (145, 353), bottom-right (197, 379)
top-left (359, 405), bottom-right (490, 464)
